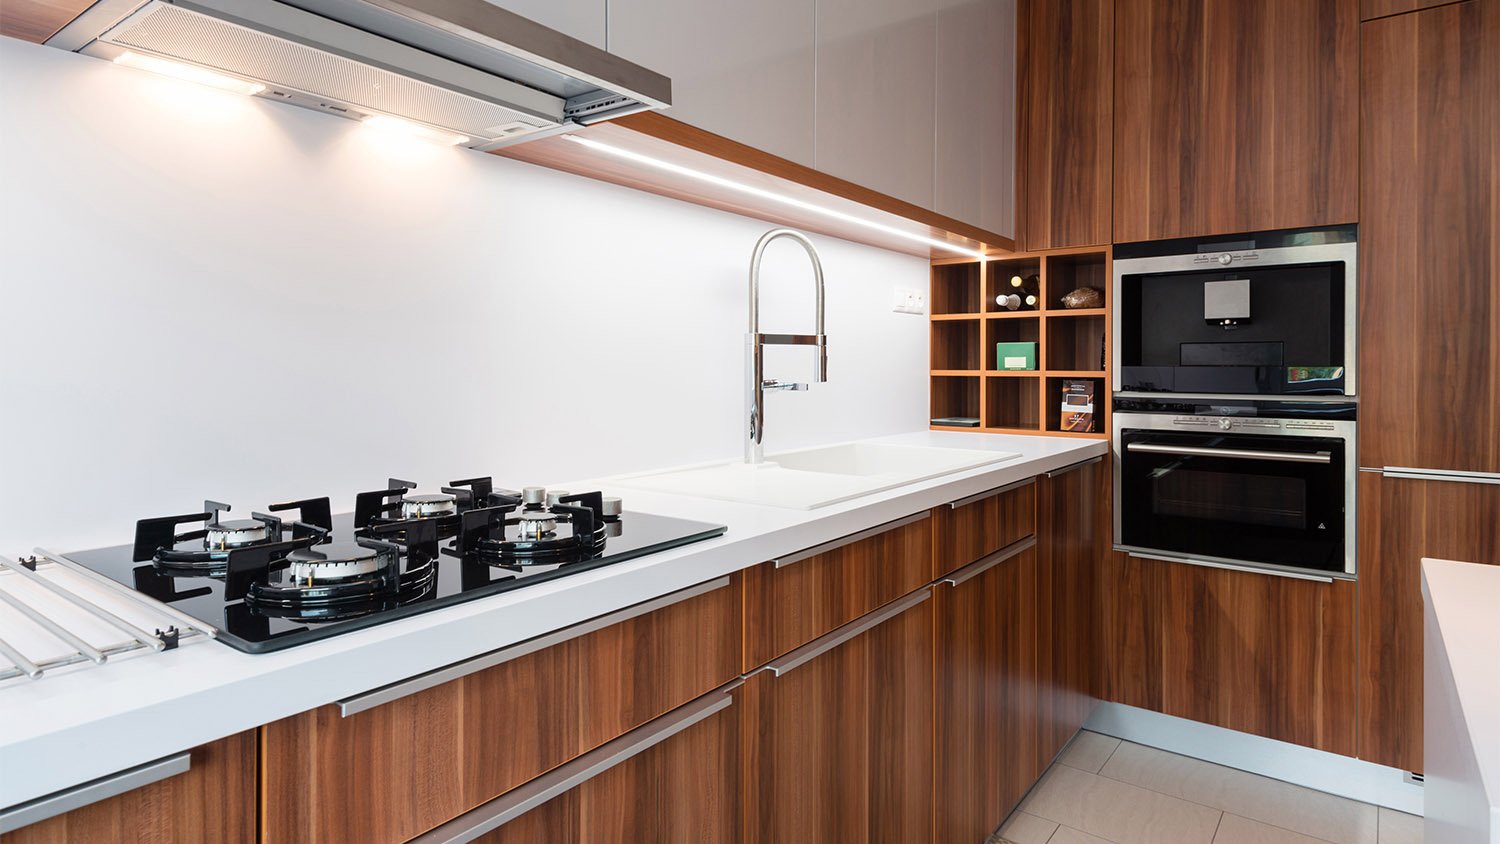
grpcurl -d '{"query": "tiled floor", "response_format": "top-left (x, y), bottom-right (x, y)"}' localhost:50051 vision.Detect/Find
top-left (991, 731), bottom-right (1424, 844)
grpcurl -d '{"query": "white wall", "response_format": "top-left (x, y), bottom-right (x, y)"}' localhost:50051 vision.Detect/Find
top-left (0, 37), bottom-right (930, 554)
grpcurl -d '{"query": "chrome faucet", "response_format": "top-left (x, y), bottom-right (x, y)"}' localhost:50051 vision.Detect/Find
top-left (746, 228), bottom-right (827, 464)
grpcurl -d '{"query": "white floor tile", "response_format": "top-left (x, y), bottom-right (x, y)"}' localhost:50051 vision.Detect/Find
top-left (995, 811), bottom-right (1059, 844)
top-left (1051, 826), bottom-right (1119, 844)
top-left (1099, 742), bottom-right (1377, 844)
top-left (1021, 764), bottom-right (1223, 844)
top-left (1058, 730), bottom-right (1123, 774)
top-left (1377, 808), bottom-right (1423, 844)
top-left (1213, 813), bottom-right (1337, 844)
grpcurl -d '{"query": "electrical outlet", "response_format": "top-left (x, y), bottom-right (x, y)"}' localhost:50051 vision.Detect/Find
top-left (892, 288), bottom-right (926, 315)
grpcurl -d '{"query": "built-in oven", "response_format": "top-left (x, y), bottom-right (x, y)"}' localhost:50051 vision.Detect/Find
top-left (1113, 225), bottom-right (1357, 398)
top-left (1112, 402), bottom-right (1357, 579)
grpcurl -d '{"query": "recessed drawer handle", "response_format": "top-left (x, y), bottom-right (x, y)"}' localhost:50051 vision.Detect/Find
top-left (761, 588), bottom-right (931, 679)
top-left (1127, 443), bottom-right (1331, 464)
top-left (408, 682), bottom-right (742, 844)
top-left (0, 752), bottom-right (192, 833)
top-left (773, 511), bottom-right (930, 569)
top-left (1123, 550), bottom-right (1336, 583)
top-left (947, 477), bottom-right (1034, 510)
top-left (1380, 466), bottom-right (1500, 485)
top-left (337, 575), bottom-right (732, 717)
top-left (940, 536), bottom-right (1037, 587)
top-left (1044, 456), bottom-right (1103, 478)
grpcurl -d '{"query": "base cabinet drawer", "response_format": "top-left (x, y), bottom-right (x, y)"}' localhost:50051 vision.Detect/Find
top-left (934, 480), bottom-right (1036, 578)
top-left (742, 513), bottom-right (931, 670)
top-left (260, 578), bottom-right (740, 844)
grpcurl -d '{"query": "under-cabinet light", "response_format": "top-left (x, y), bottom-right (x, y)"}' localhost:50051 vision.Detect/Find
top-left (559, 134), bottom-right (989, 259)
top-left (362, 115), bottom-right (470, 147)
top-left (113, 52), bottom-right (266, 96)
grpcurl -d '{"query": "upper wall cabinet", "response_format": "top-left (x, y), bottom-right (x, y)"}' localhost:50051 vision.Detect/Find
top-left (493, 0), bottom-right (606, 48)
top-left (608, 0), bottom-right (817, 166)
top-left (935, 0), bottom-right (1017, 237)
top-left (1016, 0), bottom-right (1113, 251)
top-left (1112, 0), bottom-right (1359, 243)
top-left (814, 0), bottom-right (941, 210)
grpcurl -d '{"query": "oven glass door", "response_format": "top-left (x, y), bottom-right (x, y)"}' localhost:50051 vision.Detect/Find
top-left (1119, 429), bottom-right (1345, 572)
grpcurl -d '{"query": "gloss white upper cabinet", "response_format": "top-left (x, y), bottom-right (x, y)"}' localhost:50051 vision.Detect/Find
top-left (494, 0), bottom-right (606, 49)
top-left (608, 0), bottom-right (816, 166)
top-left (935, 0), bottom-right (1015, 237)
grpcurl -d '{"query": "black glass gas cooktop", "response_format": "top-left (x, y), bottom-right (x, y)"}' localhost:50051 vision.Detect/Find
top-left (66, 480), bottom-right (726, 653)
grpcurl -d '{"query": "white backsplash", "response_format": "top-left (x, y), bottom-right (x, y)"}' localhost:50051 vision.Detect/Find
top-left (0, 37), bottom-right (930, 554)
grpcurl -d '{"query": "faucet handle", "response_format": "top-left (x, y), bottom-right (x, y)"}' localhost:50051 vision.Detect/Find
top-left (762, 379), bottom-right (808, 392)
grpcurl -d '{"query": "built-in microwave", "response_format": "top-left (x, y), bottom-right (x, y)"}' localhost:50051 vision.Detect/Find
top-left (1113, 226), bottom-right (1357, 398)
top-left (1112, 402), bottom-right (1357, 579)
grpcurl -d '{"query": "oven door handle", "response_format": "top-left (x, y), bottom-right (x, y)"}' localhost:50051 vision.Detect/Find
top-left (1126, 442), bottom-right (1332, 464)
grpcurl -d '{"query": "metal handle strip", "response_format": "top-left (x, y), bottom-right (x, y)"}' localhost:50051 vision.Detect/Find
top-left (1045, 455), bottom-right (1103, 478)
top-left (409, 682), bottom-right (741, 844)
top-left (339, 576), bottom-right (732, 717)
top-left (1124, 550), bottom-right (1336, 583)
top-left (1, 560), bottom-right (164, 652)
top-left (1379, 466), bottom-right (1500, 485)
top-left (755, 332), bottom-right (824, 346)
top-left (940, 536), bottom-right (1037, 587)
top-left (0, 751), bottom-right (191, 833)
top-left (0, 635), bottom-right (42, 679)
top-left (1126, 443), bottom-right (1331, 464)
top-left (773, 511), bottom-right (930, 569)
top-left (35, 549), bottom-right (217, 638)
top-left (763, 588), bottom-right (931, 678)
top-left (0, 588), bottom-right (106, 664)
top-left (947, 477), bottom-right (1034, 510)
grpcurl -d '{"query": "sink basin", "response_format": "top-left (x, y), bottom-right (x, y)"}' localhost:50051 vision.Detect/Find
top-left (617, 443), bottom-right (1020, 509)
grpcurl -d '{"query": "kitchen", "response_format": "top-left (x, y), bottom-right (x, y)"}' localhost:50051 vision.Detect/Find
top-left (0, 0), bottom-right (1495, 842)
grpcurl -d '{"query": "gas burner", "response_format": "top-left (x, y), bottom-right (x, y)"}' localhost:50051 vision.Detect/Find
top-left (284, 542), bottom-right (398, 585)
top-left (516, 511), bottom-right (557, 540)
top-left (205, 519), bottom-right (273, 550)
top-left (135, 498), bottom-right (333, 573)
top-left (401, 493), bottom-right (457, 520)
top-left (229, 522), bottom-right (440, 614)
top-left (450, 489), bottom-right (613, 566)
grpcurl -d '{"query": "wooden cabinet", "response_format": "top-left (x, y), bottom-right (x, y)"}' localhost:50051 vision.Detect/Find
top-left (933, 542), bottom-right (1043, 843)
top-left (260, 578), bottom-right (740, 844)
top-left (741, 513), bottom-right (931, 670)
top-left (0, 733), bottom-right (256, 844)
top-left (741, 589), bottom-right (933, 844)
top-left (1038, 457), bottom-right (1105, 761)
top-left (933, 480), bottom-right (1036, 578)
top-left (1358, 0), bottom-right (1500, 474)
top-left (1357, 472), bottom-right (1500, 772)
top-left (1100, 553), bottom-right (1358, 756)
top-left (607, 0), bottom-right (816, 166)
top-left (1016, 0), bottom-right (1114, 250)
top-left (1112, 0), bottom-right (1359, 242)
top-left (935, 0), bottom-right (1017, 237)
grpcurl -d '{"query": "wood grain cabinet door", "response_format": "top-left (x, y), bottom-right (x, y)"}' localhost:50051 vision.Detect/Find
top-left (933, 542), bottom-right (1042, 844)
top-left (741, 589), bottom-right (934, 844)
top-left (1358, 0), bottom-right (1500, 474)
top-left (1357, 472), bottom-right (1500, 772)
top-left (1112, 0), bottom-right (1359, 242)
top-left (933, 480), bottom-right (1036, 579)
top-left (260, 578), bottom-right (740, 844)
top-left (0, 733), bottom-right (256, 844)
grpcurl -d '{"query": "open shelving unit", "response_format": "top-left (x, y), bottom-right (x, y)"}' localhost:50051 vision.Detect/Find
top-left (929, 246), bottom-right (1112, 438)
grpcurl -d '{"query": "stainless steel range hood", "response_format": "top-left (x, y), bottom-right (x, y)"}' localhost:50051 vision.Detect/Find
top-left (46, 0), bottom-right (671, 149)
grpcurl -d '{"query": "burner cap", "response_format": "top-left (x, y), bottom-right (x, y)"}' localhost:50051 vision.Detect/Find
top-left (205, 519), bottom-right (272, 550)
top-left (401, 492), bottom-right (457, 519)
top-left (516, 511), bottom-right (557, 539)
top-left (285, 542), bottom-right (397, 584)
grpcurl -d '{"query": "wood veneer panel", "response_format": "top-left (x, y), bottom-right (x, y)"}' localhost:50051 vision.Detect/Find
top-left (1112, 0), bottom-right (1359, 242)
top-left (0, 0), bottom-right (92, 43)
top-left (1099, 550), bottom-right (1164, 712)
top-left (741, 516), bottom-right (931, 670)
top-left (933, 561), bottom-right (1006, 844)
top-left (932, 481), bottom-right (1036, 577)
top-left (1361, 0), bottom-right (1468, 19)
top-left (1356, 472), bottom-right (1500, 771)
top-left (1040, 460), bottom-right (1106, 759)
top-left (0, 733), bottom-right (255, 844)
top-left (1017, 0), bottom-right (1114, 250)
top-left (1358, 0), bottom-right (1500, 473)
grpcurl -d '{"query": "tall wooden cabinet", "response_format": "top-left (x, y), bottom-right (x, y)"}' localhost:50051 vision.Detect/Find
top-left (1112, 0), bottom-right (1359, 242)
top-left (1038, 457), bottom-right (1105, 758)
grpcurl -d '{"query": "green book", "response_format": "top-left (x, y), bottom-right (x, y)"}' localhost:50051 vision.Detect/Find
top-left (995, 342), bottom-right (1037, 371)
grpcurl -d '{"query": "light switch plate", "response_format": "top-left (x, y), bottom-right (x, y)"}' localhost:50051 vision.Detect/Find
top-left (892, 288), bottom-right (926, 315)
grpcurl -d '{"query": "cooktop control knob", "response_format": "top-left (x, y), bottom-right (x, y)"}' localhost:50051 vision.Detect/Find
top-left (1218, 253), bottom-right (1233, 265)
top-left (601, 496), bottom-right (623, 518)
top-left (522, 486), bottom-right (547, 505)
top-left (546, 490), bottom-right (571, 508)
top-left (1219, 417), bottom-right (1233, 430)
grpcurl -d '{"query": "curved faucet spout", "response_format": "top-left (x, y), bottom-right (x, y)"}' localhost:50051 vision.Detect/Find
top-left (746, 229), bottom-right (829, 464)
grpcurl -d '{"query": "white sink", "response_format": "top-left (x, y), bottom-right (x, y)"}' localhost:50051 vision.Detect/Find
top-left (617, 442), bottom-right (1020, 509)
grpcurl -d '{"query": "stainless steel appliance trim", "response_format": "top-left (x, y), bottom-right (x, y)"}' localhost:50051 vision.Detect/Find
top-left (773, 512), bottom-right (929, 569)
top-left (1121, 549), bottom-right (1339, 583)
top-left (0, 588), bottom-right (107, 665)
top-left (35, 549), bottom-right (218, 637)
top-left (1114, 391), bottom-right (1358, 403)
top-left (0, 559), bottom-right (165, 652)
top-left (1377, 467), bottom-right (1500, 486)
top-left (338, 576), bottom-right (731, 716)
top-left (1125, 442), bottom-right (1332, 464)
top-left (1112, 411), bottom-right (1357, 576)
top-left (1111, 240), bottom-right (1358, 395)
top-left (947, 477), bottom-right (1034, 510)
top-left (0, 752), bottom-right (191, 833)
top-left (763, 588), bottom-right (931, 678)
top-left (1044, 456), bottom-right (1103, 478)
top-left (940, 536), bottom-right (1037, 587)
top-left (408, 682), bottom-right (739, 844)
top-left (0, 636), bottom-right (42, 679)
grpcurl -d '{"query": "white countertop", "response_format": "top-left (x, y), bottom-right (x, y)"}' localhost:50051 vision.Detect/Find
top-left (1422, 557), bottom-right (1500, 841)
top-left (0, 431), bottom-right (1105, 807)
